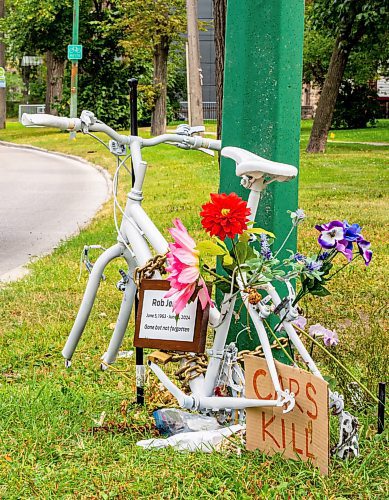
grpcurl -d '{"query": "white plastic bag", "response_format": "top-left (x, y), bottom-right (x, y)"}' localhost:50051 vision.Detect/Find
top-left (137, 424), bottom-right (244, 453)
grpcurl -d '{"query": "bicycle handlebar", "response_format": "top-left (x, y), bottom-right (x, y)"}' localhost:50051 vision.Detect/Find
top-left (21, 113), bottom-right (82, 131)
top-left (22, 112), bottom-right (221, 152)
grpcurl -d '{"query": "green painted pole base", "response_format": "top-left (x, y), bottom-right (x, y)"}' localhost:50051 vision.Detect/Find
top-left (219, 1), bottom-right (304, 362)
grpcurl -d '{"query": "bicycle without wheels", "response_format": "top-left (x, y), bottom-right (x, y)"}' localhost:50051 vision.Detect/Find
top-left (22, 111), bottom-right (358, 456)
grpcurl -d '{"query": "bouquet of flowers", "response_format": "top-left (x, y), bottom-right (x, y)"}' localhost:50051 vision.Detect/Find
top-left (165, 193), bottom-right (372, 327)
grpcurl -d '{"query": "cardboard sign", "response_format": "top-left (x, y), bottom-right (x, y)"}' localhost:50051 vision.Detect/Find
top-left (134, 280), bottom-right (209, 353)
top-left (245, 355), bottom-right (329, 475)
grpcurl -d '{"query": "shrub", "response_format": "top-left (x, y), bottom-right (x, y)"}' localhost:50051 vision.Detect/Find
top-left (332, 81), bottom-right (381, 129)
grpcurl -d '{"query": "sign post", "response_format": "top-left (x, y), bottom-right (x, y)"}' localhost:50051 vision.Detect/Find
top-left (68, 0), bottom-right (81, 139)
top-left (220, 1), bottom-right (305, 359)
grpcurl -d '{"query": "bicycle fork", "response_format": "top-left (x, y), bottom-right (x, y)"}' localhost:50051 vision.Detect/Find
top-left (62, 242), bottom-right (136, 366)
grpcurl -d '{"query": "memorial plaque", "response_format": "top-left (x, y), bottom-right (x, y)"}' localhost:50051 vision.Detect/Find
top-left (134, 280), bottom-right (209, 352)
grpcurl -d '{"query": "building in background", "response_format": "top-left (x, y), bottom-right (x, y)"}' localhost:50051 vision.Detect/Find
top-left (198, 0), bottom-right (215, 103)
top-left (377, 77), bottom-right (389, 118)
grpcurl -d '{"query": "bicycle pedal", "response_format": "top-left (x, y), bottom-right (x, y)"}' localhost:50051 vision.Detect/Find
top-left (147, 351), bottom-right (173, 365)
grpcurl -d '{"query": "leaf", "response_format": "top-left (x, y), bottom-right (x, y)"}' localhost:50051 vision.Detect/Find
top-left (238, 231), bottom-right (250, 243)
top-left (214, 280), bottom-right (232, 293)
top-left (223, 254), bottom-right (234, 266)
top-left (246, 245), bottom-right (256, 261)
top-left (196, 240), bottom-right (226, 256)
top-left (245, 227), bottom-right (275, 238)
top-left (212, 237), bottom-right (229, 252)
top-left (311, 285), bottom-right (331, 297)
top-left (235, 241), bottom-right (247, 263)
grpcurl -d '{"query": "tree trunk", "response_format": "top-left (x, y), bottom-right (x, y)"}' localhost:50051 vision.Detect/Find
top-left (306, 37), bottom-right (351, 153)
top-left (151, 37), bottom-right (169, 136)
top-left (0, 0), bottom-right (6, 129)
top-left (45, 51), bottom-right (65, 115)
top-left (213, 0), bottom-right (226, 140)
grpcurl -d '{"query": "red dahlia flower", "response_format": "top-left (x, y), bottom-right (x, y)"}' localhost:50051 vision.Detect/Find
top-left (200, 192), bottom-right (251, 240)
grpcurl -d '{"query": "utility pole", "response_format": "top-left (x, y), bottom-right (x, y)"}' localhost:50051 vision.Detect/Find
top-left (68, 0), bottom-right (81, 138)
top-left (220, 0), bottom-right (304, 361)
top-left (186, 0), bottom-right (203, 127)
top-left (0, 0), bottom-right (6, 129)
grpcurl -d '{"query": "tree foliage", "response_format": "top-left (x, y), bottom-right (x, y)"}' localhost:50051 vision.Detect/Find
top-left (1, 0), bottom-right (73, 59)
top-left (119, 0), bottom-right (186, 135)
top-left (1, 0), bottom-right (187, 129)
top-left (332, 81), bottom-right (381, 129)
top-left (306, 0), bottom-right (389, 152)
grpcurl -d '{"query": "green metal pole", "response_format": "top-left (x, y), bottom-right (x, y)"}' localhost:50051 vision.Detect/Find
top-left (70, 0), bottom-right (79, 138)
top-left (220, 0), bottom-right (304, 360)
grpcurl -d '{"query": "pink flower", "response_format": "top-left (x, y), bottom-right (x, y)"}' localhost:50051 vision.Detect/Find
top-left (165, 219), bottom-right (213, 315)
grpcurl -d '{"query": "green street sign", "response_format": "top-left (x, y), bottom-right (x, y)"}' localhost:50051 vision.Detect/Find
top-left (67, 44), bottom-right (83, 60)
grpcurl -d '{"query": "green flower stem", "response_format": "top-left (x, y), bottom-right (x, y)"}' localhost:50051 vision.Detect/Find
top-left (202, 265), bottom-right (231, 285)
top-left (264, 320), bottom-right (298, 367)
top-left (274, 224), bottom-right (296, 258)
top-left (294, 325), bottom-right (388, 414)
top-left (231, 239), bottom-right (247, 288)
top-left (327, 255), bottom-right (359, 279)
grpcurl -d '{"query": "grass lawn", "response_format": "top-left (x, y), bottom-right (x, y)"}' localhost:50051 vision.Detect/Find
top-left (0, 120), bottom-right (388, 498)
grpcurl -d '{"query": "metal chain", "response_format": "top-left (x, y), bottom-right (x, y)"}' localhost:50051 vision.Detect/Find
top-left (133, 253), bottom-right (167, 288)
top-left (236, 335), bottom-right (292, 363)
top-left (163, 351), bottom-right (208, 390)
top-left (162, 332), bottom-right (298, 390)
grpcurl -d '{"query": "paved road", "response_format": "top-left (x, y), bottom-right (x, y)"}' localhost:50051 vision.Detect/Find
top-left (0, 145), bottom-right (110, 281)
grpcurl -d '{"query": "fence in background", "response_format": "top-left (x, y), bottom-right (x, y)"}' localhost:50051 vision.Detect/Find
top-left (179, 101), bottom-right (217, 121)
top-left (18, 104), bottom-right (45, 123)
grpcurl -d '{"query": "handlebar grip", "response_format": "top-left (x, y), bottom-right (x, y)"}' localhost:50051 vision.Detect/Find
top-left (21, 113), bottom-right (82, 131)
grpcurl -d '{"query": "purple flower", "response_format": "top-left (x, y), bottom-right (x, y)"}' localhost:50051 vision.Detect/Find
top-left (323, 329), bottom-right (339, 347)
top-left (260, 234), bottom-right (273, 260)
top-left (315, 220), bottom-right (352, 261)
top-left (317, 251), bottom-right (330, 261)
top-left (357, 238), bottom-right (372, 266)
top-left (343, 221), bottom-right (372, 266)
top-left (315, 220), bottom-right (345, 249)
top-left (309, 323), bottom-right (339, 347)
top-left (293, 253), bottom-right (306, 262)
top-left (305, 260), bottom-right (322, 272)
top-left (343, 221), bottom-right (362, 242)
top-left (309, 324), bottom-right (327, 338)
top-left (292, 316), bottom-right (307, 330)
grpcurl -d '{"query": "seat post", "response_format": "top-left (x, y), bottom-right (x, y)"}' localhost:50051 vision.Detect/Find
top-left (246, 179), bottom-right (265, 221)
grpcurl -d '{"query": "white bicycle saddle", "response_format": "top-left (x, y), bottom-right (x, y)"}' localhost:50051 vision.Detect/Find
top-left (221, 146), bottom-right (298, 182)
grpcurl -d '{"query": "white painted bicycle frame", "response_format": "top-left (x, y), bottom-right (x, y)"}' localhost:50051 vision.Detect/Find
top-left (22, 112), bottom-right (324, 415)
